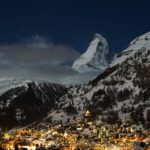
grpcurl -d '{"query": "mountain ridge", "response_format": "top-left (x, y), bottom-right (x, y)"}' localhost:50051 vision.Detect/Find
top-left (1, 32), bottom-right (150, 130)
top-left (72, 33), bottom-right (113, 73)
top-left (0, 80), bottom-right (67, 129)
top-left (45, 31), bottom-right (150, 129)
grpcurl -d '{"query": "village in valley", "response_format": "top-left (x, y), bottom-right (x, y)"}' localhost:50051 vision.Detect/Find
top-left (0, 110), bottom-right (150, 150)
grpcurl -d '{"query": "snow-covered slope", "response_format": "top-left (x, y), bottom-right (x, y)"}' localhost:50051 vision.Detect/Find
top-left (111, 32), bottom-right (150, 66)
top-left (72, 33), bottom-right (113, 73)
top-left (0, 78), bottom-right (31, 95)
top-left (0, 79), bottom-right (67, 129)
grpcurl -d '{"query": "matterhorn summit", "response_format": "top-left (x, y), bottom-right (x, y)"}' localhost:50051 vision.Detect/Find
top-left (72, 33), bottom-right (113, 73)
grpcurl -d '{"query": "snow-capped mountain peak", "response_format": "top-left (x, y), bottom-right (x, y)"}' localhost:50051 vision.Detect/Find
top-left (72, 33), bottom-right (113, 73)
top-left (111, 31), bottom-right (150, 67)
top-left (130, 31), bottom-right (150, 46)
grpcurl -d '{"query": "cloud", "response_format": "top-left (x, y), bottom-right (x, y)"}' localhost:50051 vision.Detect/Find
top-left (0, 35), bottom-right (100, 84)
top-left (0, 35), bottom-right (79, 65)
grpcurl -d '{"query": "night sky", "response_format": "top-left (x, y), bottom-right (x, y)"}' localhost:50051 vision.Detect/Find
top-left (0, 0), bottom-right (149, 52)
top-left (0, 0), bottom-right (149, 84)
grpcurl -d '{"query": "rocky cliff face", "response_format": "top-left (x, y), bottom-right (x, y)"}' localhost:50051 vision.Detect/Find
top-left (72, 33), bottom-right (113, 73)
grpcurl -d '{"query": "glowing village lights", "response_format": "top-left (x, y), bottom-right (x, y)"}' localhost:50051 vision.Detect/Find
top-left (0, 114), bottom-right (150, 150)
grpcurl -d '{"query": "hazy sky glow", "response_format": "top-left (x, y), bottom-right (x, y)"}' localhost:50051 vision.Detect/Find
top-left (0, 0), bottom-right (149, 84)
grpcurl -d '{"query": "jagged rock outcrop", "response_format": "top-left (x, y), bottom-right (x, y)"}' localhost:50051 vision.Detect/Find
top-left (72, 33), bottom-right (113, 73)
